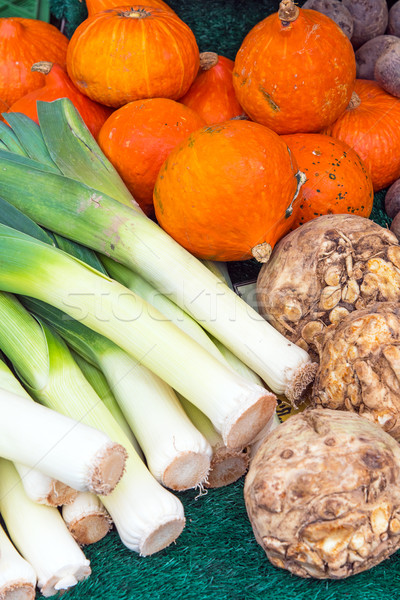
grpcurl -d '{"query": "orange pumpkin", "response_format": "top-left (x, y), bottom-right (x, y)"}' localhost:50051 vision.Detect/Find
top-left (85, 0), bottom-right (174, 16)
top-left (8, 62), bottom-right (113, 140)
top-left (232, 0), bottom-right (356, 134)
top-left (0, 18), bottom-right (69, 108)
top-left (98, 98), bottom-right (206, 216)
top-left (323, 80), bottom-right (400, 191)
top-left (179, 52), bottom-right (245, 125)
top-left (67, 6), bottom-right (199, 108)
top-left (281, 133), bottom-right (374, 229)
top-left (153, 120), bottom-right (305, 262)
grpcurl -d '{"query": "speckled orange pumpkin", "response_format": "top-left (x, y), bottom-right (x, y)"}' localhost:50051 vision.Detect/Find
top-left (153, 120), bottom-right (305, 262)
top-left (232, 0), bottom-right (356, 134)
top-left (66, 6), bottom-right (199, 108)
top-left (281, 133), bottom-right (374, 229)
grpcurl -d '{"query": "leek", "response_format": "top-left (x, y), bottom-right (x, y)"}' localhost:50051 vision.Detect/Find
top-left (0, 523), bottom-right (37, 600)
top-left (179, 396), bottom-right (250, 489)
top-left (0, 225), bottom-right (275, 449)
top-left (4, 112), bottom-right (58, 170)
top-left (0, 355), bottom-right (77, 506)
top-left (0, 293), bottom-right (185, 554)
top-left (0, 98), bottom-right (316, 401)
top-left (101, 256), bottom-right (226, 362)
top-left (0, 459), bottom-right (91, 597)
top-left (62, 492), bottom-right (112, 546)
top-left (0, 328), bottom-right (125, 497)
top-left (71, 350), bottom-right (137, 446)
top-left (25, 298), bottom-right (213, 491)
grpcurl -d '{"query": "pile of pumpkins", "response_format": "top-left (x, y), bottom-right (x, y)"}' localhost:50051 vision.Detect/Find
top-left (1, 0), bottom-right (400, 263)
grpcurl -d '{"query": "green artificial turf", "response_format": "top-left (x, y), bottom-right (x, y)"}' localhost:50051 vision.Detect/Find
top-left (38, 1), bottom-right (396, 598)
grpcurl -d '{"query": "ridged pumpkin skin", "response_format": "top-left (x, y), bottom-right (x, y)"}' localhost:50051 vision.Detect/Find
top-left (8, 63), bottom-right (113, 140)
top-left (281, 133), bottom-right (374, 229)
top-left (86, 0), bottom-right (174, 16)
top-left (0, 18), bottom-right (69, 108)
top-left (98, 98), bottom-right (206, 216)
top-left (179, 52), bottom-right (245, 125)
top-left (323, 80), bottom-right (400, 192)
top-left (153, 120), bottom-right (304, 262)
top-left (67, 6), bottom-right (200, 108)
top-left (233, 4), bottom-right (356, 134)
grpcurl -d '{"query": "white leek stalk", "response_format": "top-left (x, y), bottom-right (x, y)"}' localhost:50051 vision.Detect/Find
top-left (179, 396), bottom-right (250, 489)
top-left (62, 492), bottom-right (112, 546)
top-left (0, 523), bottom-right (37, 600)
top-left (0, 385), bottom-right (125, 497)
top-left (0, 459), bottom-right (91, 597)
top-left (15, 465), bottom-right (77, 508)
top-left (0, 294), bottom-right (185, 554)
top-left (0, 227), bottom-right (276, 449)
top-left (70, 350), bottom-right (137, 446)
top-left (0, 99), bottom-right (316, 402)
top-left (26, 299), bottom-right (212, 491)
top-left (101, 257), bottom-right (225, 362)
top-left (0, 357), bottom-right (77, 506)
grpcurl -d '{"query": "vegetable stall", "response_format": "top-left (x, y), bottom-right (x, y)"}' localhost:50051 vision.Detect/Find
top-left (1, 0), bottom-right (400, 598)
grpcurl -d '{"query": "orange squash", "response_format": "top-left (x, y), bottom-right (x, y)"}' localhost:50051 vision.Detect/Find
top-left (98, 98), bottom-right (205, 216)
top-left (233, 0), bottom-right (356, 134)
top-left (0, 18), bottom-right (69, 108)
top-left (8, 62), bottom-right (113, 140)
top-left (281, 133), bottom-right (374, 229)
top-left (85, 0), bottom-right (174, 16)
top-left (153, 120), bottom-right (305, 262)
top-left (67, 6), bottom-right (199, 108)
top-left (179, 52), bottom-right (245, 125)
top-left (323, 80), bottom-right (400, 191)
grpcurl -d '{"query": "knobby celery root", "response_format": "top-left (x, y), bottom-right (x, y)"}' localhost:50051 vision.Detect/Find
top-left (313, 302), bottom-right (400, 440)
top-left (245, 408), bottom-right (400, 579)
top-left (257, 214), bottom-right (400, 363)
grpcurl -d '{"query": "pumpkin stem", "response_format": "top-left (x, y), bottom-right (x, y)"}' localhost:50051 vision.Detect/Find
top-left (278, 0), bottom-right (300, 23)
top-left (252, 242), bottom-right (272, 263)
top-left (199, 52), bottom-right (219, 71)
top-left (120, 8), bottom-right (151, 18)
top-left (348, 92), bottom-right (361, 110)
top-left (31, 61), bottom-right (53, 75)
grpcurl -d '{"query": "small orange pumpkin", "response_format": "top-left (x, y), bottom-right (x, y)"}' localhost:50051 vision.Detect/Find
top-left (85, 0), bottom-right (174, 16)
top-left (323, 80), bottom-right (400, 191)
top-left (67, 6), bottom-right (199, 108)
top-left (179, 52), bottom-right (245, 125)
top-left (0, 18), bottom-right (69, 108)
top-left (98, 98), bottom-right (206, 216)
top-left (233, 0), bottom-right (356, 134)
top-left (8, 62), bottom-right (113, 140)
top-left (153, 120), bottom-right (305, 262)
top-left (281, 133), bottom-right (374, 229)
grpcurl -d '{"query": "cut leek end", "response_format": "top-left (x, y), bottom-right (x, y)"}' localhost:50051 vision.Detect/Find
top-left (88, 442), bottom-right (127, 496)
top-left (205, 446), bottom-right (250, 489)
top-left (68, 513), bottom-right (113, 546)
top-left (285, 361), bottom-right (318, 405)
top-left (46, 482), bottom-right (78, 507)
top-left (1, 582), bottom-right (36, 600)
top-left (222, 391), bottom-right (277, 450)
top-left (139, 516), bottom-right (186, 557)
top-left (41, 562), bottom-right (91, 598)
top-left (162, 452), bottom-right (211, 491)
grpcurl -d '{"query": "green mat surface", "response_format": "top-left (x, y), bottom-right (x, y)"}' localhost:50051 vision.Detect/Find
top-left (33, 1), bottom-right (398, 598)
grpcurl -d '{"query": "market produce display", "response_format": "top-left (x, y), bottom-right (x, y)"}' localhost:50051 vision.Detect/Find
top-left (1, 0), bottom-right (400, 597)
